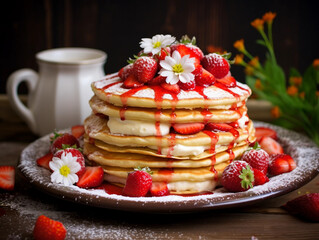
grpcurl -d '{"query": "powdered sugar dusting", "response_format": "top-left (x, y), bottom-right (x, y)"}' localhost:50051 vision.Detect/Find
top-left (17, 122), bottom-right (319, 213)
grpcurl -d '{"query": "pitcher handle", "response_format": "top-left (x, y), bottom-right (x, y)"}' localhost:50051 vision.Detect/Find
top-left (6, 69), bottom-right (38, 134)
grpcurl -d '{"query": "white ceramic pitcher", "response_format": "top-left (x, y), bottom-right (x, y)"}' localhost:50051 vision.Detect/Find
top-left (6, 48), bottom-right (107, 136)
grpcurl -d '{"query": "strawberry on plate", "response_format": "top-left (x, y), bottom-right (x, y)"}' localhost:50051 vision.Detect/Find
top-left (253, 168), bottom-right (269, 186)
top-left (171, 43), bottom-right (203, 64)
top-left (195, 68), bottom-right (216, 87)
top-left (148, 75), bottom-right (166, 85)
top-left (241, 143), bottom-right (269, 174)
top-left (216, 75), bottom-right (237, 88)
top-left (268, 153), bottom-right (296, 175)
top-left (33, 215), bottom-right (66, 240)
top-left (282, 193), bottom-right (319, 222)
top-left (255, 127), bottom-right (277, 142)
top-left (123, 167), bottom-right (153, 197)
top-left (97, 183), bottom-right (123, 195)
top-left (54, 148), bottom-right (86, 177)
top-left (118, 63), bottom-right (134, 80)
top-left (71, 125), bottom-right (85, 139)
top-left (0, 166), bottom-right (15, 191)
top-left (133, 56), bottom-right (158, 83)
top-left (178, 80), bottom-right (195, 91)
top-left (76, 166), bottom-right (104, 189)
top-left (153, 47), bottom-right (171, 62)
top-left (160, 82), bottom-right (180, 93)
top-left (173, 122), bottom-right (205, 135)
top-left (36, 152), bottom-right (53, 170)
top-left (221, 160), bottom-right (254, 192)
top-left (259, 136), bottom-right (284, 155)
top-left (201, 53), bottom-right (230, 79)
top-left (50, 132), bottom-right (80, 153)
top-left (123, 74), bottom-right (144, 89)
top-left (150, 182), bottom-right (169, 197)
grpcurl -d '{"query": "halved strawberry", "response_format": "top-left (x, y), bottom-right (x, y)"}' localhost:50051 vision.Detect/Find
top-left (171, 44), bottom-right (203, 64)
top-left (148, 75), bottom-right (166, 85)
top-left (36, 152), bottom-right (53, 170)
top-left (33, 215), bottom-right (66, 240)
top-left (97, 183), bottom-right (123, 195)
top-left (216, 75), bottom-right (237, 88)
top-left (0, 166), bottom-right (15, 191)
top-left (133, 56), bottom-right (158, 83)
top-left (76, 166), bottom-right (104, 188)
top-left (201, 53), bottom-right (230, 79)
top-left (123, 74), bottom-right (144, 89)
top-left (253, 168), bottom-right (269, 186)
top-left (255, 127), bottom-right (278, 142)
top-left (118, 64), bottom-right (134, 80)
top-left (259, 136), bottom-right (284, 155)
top-left (178, 80), bottom-right (195, 91)
top-left (195, 68), bottom-right (216, 87)
top-left (173, 122), bottom-right (205, 135)
top-left (154, 47), bottom-right (171, 61)
top-left (150, 182), bottom-right (169, 196)
top-left (71, 125), bottom-right (85, 139)
top-left (205, 123), bottom-right (233, 132)
top-left (160, 82), bottom-right (180, 93)
top-left (268, 154), bottom-right (296, 175)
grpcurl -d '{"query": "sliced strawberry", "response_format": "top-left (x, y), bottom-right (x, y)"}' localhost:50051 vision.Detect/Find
top-left (97, 183), bottom-right (123, 195)
top-left (33, 215), bottom-right (66, 240)
top-left (76, 166), bottom-right (104, 188)
top-left (36, 152), bottom-right (53, 170)
top-left (205, 123), bottom-right (233, 132)
top-left (173, 122), bottom-right (205, 135)
top-left (150, 182), bottom-right (169, 197)
top-left (71, 125), bottom-right (85, 139)
top-left (123, 74), bottom-right (144, 89)
top-left (255, 127), bottom-right (278, 142)
top-left (50, 133), bottom-right (80, 153)
top-left (171, 44), bottom-right (203, 64)
top-left (123, 169), bottom-right (152, 197)
top-left (195, 68), bottom-right (216, 87)
top-left (160, 82), bottom-right (180, 93)
top-left (0, 166), bottom-right (15, 191)
top-left (253, 168), bottom-right (269, 186)
top-left (178, 80), bottom-right (195, 91)
top-left (268, 154), bottom-right (296, 175)
top-left (192, 64), bottom-right (203, 78)
top-left (259, 136), bottom-right (284, 155)
top-left (154, 47), bottom-right (171, 61)
top-left (282, 193), bottom-right (319, 222)
top-left (216, 75), bottom-right (237, 88)
top-left (118, 63), bottom-right (134, 80)
top-left (133, 56), bottom-right (158, 83)
top-left (148, 75), bottom-right (166, 85)
top-left (201, 53), bottom-right (230, 79)
top-left (54, 148), bottom-right (86, 177)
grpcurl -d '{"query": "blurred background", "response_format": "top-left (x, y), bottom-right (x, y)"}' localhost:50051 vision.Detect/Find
top-left (1, 0), bottom-right (318, 94)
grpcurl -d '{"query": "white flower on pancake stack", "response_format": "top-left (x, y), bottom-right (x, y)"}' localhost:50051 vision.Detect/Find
top-left (159, 51), bottom-right (196, 84)
top-left (49, 152), bottom-right (81, 186)
top-left (140, 34), bottom-right (176, 55)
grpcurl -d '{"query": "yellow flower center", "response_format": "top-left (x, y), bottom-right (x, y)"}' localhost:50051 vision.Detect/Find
top-left (153, 41), bottom-right (162, 48)
top-left (172, 64), bottom-right (184, 74)
top-left (60, 165), bottom-right (71, 177)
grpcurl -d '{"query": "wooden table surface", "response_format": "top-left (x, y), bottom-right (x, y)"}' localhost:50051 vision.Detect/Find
top-left (0, 96), bottom-right (318, 240)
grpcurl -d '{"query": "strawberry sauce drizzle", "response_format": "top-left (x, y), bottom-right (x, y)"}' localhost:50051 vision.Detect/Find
top-left (203, 130), bottom-right (219, 181)
top-left (101, 81), bottom-right (122, 91)
top-left (214, 82), bottom-right (240, 100)
top-left (167, 132), bottom-right (176, 158)
top-left (236, 84), bottom-right (251, 94)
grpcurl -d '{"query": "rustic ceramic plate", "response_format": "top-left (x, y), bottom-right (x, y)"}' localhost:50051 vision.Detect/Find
top-left (18, 122), bottom-right (319, 213)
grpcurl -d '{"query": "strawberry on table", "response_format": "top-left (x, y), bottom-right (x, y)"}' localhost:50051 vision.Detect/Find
top-left (221, 160), bottom-right (255, 192)
top-left (259, 136), bottom-right (284, 155)
top-left (268, 153), bottom-right (296, 175)
top-left (76, 166), bottom-right (104, 189)
top-left (173, 122), bottom-right (205, 135)
top-left (282, 193), bottom-right (319, 222)
top-left (0, 166), bottom-right (15, 191)
top-left (71, 125), bottom-right (85, 139)
top-left (36, 152), bottom-right (53, 170)
top-left (241, 142), bottom-right (269, 174)
top-left (50, 132), bottom-right (80, 153)
top-left (255, 127), bottom-right (278, 142)
top-left (33, 215), bottom-right (66, 240)
top-left (123, 167), bottom-right (153, 197)
top-left (253, 168), bottom-right (269, 186)
top-left (150, 182), bottom-right (169, 197)
top-left (201, 53), bottom-right (230, 79)
top-left (133, 56), bottom-right (158, 83)
top-left (54, 148), bottom-right (86, 177)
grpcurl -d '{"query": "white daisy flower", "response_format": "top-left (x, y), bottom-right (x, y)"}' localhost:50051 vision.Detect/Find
top-left (49, 152), bottom-right (81, 186)
top-left (159, 51), bottom-right (196, 85)
top-left (140, 34), bottom-right (176, 55)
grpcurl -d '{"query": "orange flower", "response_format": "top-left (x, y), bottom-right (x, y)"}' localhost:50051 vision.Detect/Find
top-left (249, 57), bottom-right (260, 68)
top-left (233, 39), bottom-right (245, 52)
top-left (206, 45), bottom-right (224, 54)
top-left (271, 106), bottom-right (280, 118)
top-left (251, 18), bottom-right (264, 31)
top-left (234, 54), bottom-right (244, 65)
top-left (313, 59), bottom-right (319, 70)
top-left (289, 76), bottom-right (302, 86)
top-left (255, 79), bottom-right (263, 90)
top-left (287, 85), bottom-right (298, 96)
top-left (262, 12), bottom-right (277, 24)
top-left (299, 91), bottom-right (305, 99)
top-left (245, 65), bottom-right (254, 76)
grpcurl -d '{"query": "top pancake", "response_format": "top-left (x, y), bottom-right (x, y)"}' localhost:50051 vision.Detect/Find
top-left (92, 73), bottom-right (252, 109)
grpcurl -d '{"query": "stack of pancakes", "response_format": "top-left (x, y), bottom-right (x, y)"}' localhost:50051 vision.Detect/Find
top-left (83, 72), bottom-right (255, 195)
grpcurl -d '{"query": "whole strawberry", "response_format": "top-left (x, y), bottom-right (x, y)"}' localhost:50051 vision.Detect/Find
top-left (50, 132), bottom-right (79, 153)
top-left (282, 193), bottom-right (319, 222)
top-left (253, 168), bottom-right (269, 186)
top-left (241, 143), bottom-right (269, 174)
top-left (33, 215), bottom-right (66, 240)
top-left (268, 154), bottom-right (296, 175)
top-left (133, 57), bottom-right (158, 83)
top-left (54, 148), bottom-right (86, 177)
top-left (123, 167), bottom-right (152, 197)
top-left (201, 53), bottom-right (230, 79)
top-left (221, 160), bottom-right (254, 192)
top-left (118, 64), bottom-right (134, 80)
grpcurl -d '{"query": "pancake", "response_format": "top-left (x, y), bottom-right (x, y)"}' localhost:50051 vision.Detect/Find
top-left (92, 74), bottom-right (251, 109)
top-left (90, 95), bottom-right (247, 124)
top-left (84, 140), bottom-right (249, 168)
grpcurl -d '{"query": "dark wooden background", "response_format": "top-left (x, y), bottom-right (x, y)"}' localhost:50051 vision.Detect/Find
top-left (1, 0), bottom-right (318, 94)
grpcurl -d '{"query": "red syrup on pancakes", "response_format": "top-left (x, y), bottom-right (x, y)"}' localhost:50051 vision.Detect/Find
top-left (203, 130), bottom-right (219, 181)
